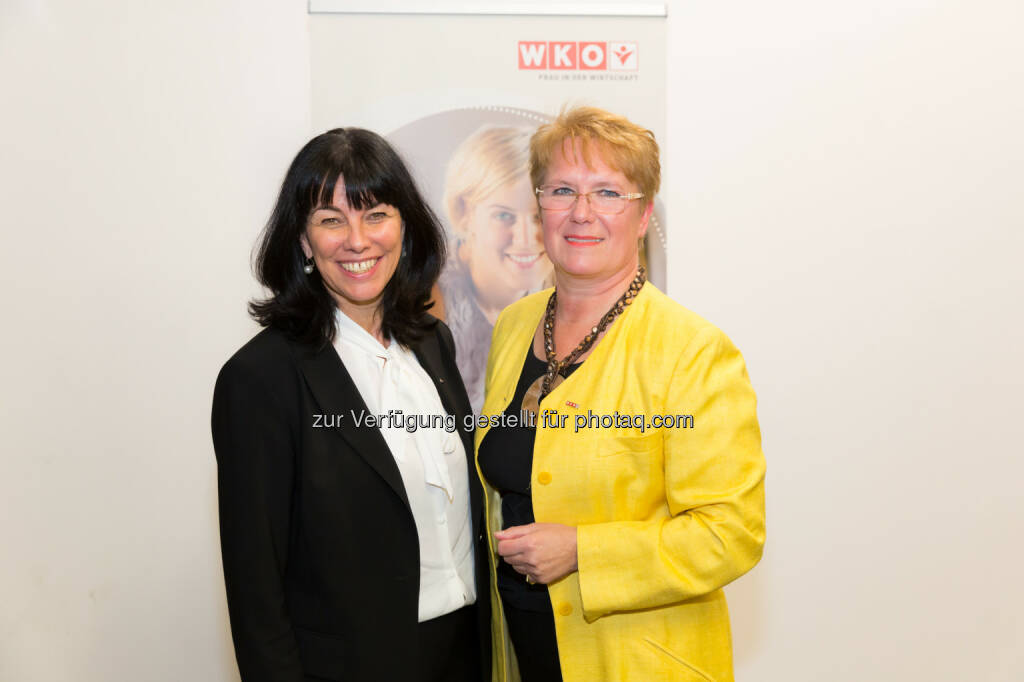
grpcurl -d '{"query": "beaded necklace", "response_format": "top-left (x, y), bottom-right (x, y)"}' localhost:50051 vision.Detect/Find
top-left (521, 267), bottom-right (646, 415)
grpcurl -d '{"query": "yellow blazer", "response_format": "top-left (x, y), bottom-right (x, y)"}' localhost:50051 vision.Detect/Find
top-left (474, 283), bottom-right (766, 682)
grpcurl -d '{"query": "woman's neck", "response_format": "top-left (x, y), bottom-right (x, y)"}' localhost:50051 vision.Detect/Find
top-left (475, 290), bottom-right (524, 325)
top-left (336, 302), bottom-right (389, 347)
top-left (534, 261), bottom-right (640, 362)
top-left (468, 269), bottom-right (525, 325)
top-left (553, 262), bottom-right (639, 326)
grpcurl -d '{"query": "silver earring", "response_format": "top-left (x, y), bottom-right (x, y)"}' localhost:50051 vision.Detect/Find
top-left (303, 257), bottom-right (315, 274)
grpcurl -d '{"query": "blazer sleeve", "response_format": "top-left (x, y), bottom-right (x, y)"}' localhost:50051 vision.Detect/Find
top-left (576, 325), bottom-right (767, 618)
top-left (211, 355), bottom-right (304, 682)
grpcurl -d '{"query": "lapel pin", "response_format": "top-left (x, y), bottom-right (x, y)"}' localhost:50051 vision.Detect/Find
top-left (565, 400), bottom-right (578, 409)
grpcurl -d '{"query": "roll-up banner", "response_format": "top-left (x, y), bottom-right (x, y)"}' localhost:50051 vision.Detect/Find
top-left (309, 1), bottom-right (667, 410)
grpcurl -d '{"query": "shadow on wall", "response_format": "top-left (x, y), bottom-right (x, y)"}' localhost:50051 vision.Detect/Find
top-left (727, 552), bottom-right (769, 666)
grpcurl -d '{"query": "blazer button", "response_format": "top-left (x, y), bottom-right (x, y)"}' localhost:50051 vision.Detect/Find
top-left (439, 377), bottom-right (445, 383)
top-left (557, 603), bottom-right (573, 616)
top-left (537, 471), bottom-right (552, 485)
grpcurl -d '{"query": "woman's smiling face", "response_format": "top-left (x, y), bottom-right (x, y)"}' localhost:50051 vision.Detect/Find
top-left (462, 176), bottom-right (551, 305)
top-left (301, 178), bottom-right (403, 325)
top-left (539, 139), bottom-right (652, 284)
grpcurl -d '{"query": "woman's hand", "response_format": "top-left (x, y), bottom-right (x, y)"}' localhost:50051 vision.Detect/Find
top-left (495, 523), bottom-right (578, 585)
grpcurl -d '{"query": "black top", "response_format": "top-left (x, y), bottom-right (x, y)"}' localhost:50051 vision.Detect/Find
top-left (478, 349), bottom-right (581, 612)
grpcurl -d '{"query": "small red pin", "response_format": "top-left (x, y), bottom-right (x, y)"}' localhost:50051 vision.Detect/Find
top-left (565, 401), bottom-right (579, 408)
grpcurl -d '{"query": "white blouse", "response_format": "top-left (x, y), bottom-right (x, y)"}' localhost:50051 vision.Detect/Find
top-left (332, 309), bottom-right (475, 622)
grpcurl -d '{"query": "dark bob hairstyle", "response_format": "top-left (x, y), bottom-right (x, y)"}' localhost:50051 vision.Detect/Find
top-left (249, 128), bottom-right (446, 348)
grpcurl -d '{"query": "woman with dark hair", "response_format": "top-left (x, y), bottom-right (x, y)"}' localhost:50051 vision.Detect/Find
top-left (212, 128), bottom-right (489, 682)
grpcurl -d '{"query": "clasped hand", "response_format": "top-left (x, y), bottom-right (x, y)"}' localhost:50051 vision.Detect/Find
top-left (494, 523), bottom-right (578, 585)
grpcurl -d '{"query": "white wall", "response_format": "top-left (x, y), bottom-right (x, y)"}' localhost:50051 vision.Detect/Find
top-left (667, 2), bottom-right (1024, 680)
top-left (1, 1), bottom-right (1020, 680)
top-left (0, 1), bottom-right (310, 679)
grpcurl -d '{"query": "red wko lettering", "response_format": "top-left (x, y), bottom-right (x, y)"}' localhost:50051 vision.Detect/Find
top-left (517, 41), bottom-right (638, 71)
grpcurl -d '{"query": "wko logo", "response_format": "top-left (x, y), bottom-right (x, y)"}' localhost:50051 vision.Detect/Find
top-left (517, 41), bottom-right (638, 71)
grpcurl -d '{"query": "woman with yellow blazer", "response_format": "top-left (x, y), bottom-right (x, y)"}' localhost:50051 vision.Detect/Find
top-left (474, 107), bottom-right (766, 682)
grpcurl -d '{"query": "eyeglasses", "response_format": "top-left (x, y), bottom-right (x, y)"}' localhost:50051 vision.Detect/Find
top-left (535, 186), bottom-right (645, 215)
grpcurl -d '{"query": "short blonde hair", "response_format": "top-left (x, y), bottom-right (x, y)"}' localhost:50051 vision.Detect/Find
top-left (444, 125), bottom-right (532, 239)
top-left (529, 106), bottom-right (660, 200)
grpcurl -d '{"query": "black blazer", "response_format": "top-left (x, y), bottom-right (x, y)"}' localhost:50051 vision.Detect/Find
top-left (212, 319), bottom-right (490, 682)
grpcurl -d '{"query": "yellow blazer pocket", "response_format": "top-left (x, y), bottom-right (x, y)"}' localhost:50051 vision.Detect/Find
top-left (643, 637), bottom-right (715, 682)
top-left (593, 429), bottom-right (660, 458)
